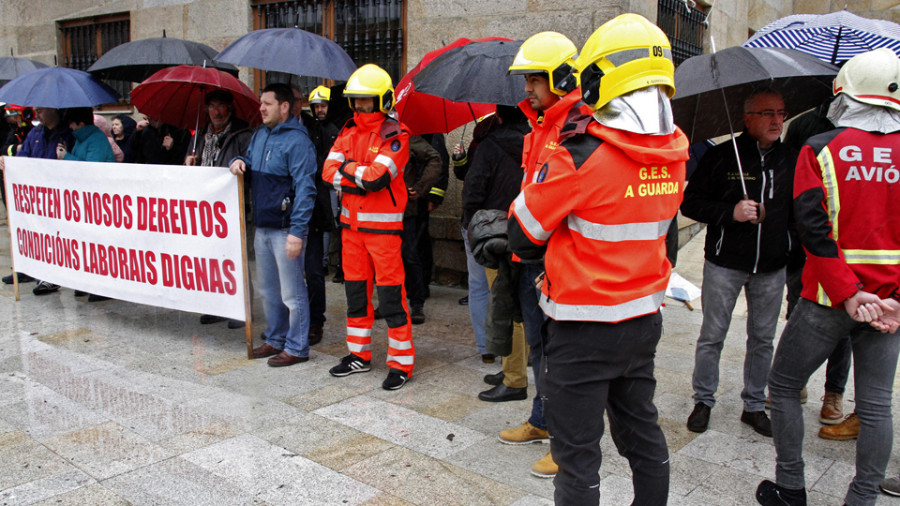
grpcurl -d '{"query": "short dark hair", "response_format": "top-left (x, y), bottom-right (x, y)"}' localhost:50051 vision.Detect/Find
top-left (743, 87), bottom-right (784, 114)
top-left (262, 83), bottom-right (295, 108)
top-left (64, 107), bottom-right (94, 126)
top-left (205, 89), bottom-right (234, 105)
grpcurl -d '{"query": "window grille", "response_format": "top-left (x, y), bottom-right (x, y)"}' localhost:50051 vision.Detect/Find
top-left (657, 0), bottom-right (706, 66)
top-left (59, 13), bottom-right (131, 103)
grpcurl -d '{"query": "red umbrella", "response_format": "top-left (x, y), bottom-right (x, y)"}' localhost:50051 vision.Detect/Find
top-left (131, 64), bottom-right (261, 131)
top-left (394, 37), bottom-right (505, 135)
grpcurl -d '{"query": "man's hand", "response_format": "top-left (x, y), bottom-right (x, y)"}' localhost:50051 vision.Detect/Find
top-left (870, 299), bottom-right (900, 334)
top-left (185, 154), bottom-right (198, 166)
top-left (230, 159), bottom-right (246, 175)
top-left (162, 135), bottom-right (174, 151)
top-left (428, 201), bottom-right (439, 212)
top-left (733, 199), bottom-right (760, 222)
top-left (56, 143), bottom-right (67, 160)
top-left (136, 118), bottom-right (149, 131)
top-left (407, 188), bottom-right (419, 200)
top-left (452, 142), bottom-right (466, 161)
top-left (286, 234), bottom-right (303, 259)
top-left (845, 290), bottom-right (885, 321)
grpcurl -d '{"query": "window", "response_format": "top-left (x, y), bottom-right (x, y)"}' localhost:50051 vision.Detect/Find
top-left (657, 0), bottom-right (706, 66)
top-left (251, 0), bottom-right (405, 95)
top-left (59, 13), bottom-right (131, 103)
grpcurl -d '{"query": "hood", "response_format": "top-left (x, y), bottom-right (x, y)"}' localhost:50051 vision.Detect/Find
top-left (93, 115), bottom-right (112, 138)
top-left (119, 115), bottom-right (137, 137)
top-left (489, 121), bottom-right (529, 162)
top-left (587, 120), bottom-right (689, 165)
top-left (73, 124), bottom-right (103, 142)
top-left (269, 115), bottom-right (308, 136)
top-left (352, 111), bottom-right (388, 132)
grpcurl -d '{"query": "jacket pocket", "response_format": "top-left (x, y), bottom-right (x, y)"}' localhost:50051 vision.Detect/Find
top-left (251, 172), bottom-right (295, 229)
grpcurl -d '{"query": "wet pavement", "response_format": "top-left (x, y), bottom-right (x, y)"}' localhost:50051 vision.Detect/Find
top-left (1, 212), bottom-right (900, 506)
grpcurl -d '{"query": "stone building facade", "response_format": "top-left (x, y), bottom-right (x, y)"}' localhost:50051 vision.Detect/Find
top-left (2, 0), bottom-right (898, 282)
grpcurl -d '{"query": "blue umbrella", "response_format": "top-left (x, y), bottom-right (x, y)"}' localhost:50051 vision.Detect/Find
top-left (744, 10), bottom-right (900, 65)
top-left (0, 67), bottom-right (120, 108)
top-left (214, 27), bottom-right (356, 81)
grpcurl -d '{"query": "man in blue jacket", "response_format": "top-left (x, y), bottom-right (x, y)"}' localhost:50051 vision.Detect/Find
top-left (0, 107), bottom-right (74, 293)
top-left (230, 83), bottom-right (317, 367)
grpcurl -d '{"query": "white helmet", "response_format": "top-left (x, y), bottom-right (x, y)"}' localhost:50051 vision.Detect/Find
top-left (833, 48), bottom-right (900, 112)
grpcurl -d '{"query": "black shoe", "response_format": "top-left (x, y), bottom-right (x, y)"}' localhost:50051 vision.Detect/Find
top-left (329, 354), bottom-right (371, 377)
top-left (410, 306), bottom-right (425, 325)
top-left (756, 480), bottom-right (807, 505)
top-left (478, 384), bottom-right (527, 402)
top-left (382, 368), bottom-right (409, 390)
top-left (424, 285), bottom-right (431, 299)
top-left (200, 314), bottom-right (227, 324)
top-left (741, 410), bottom-right (773, 437)
top-left (687, 403), bottom-right (711, 433)
top-left (3, 273), bottom-right (34, 284)
top-left (484, 371), bottom-right (505, 386)
top-left (458, 296), bottom-right (469, 305)
top-left (74, 290), bottom-right (87, 297)
top-left (227, 319), bottom-right (244, 329)
top-left (32, 281), bottom-right (60, 296)
top-left (308, 325), bottom-right (323, 345)
top-left (373, 307), bottom-right (384, 319)
top-left (87, 294), bottom-right (111, 303)
top-left (481, 353), bottom-right (495, 364)
top-left (332, 271), bottom-right (344, 283)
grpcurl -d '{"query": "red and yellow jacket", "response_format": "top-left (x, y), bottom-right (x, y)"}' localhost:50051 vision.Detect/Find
top-left (519, 88), bottom-right (585, 189)
top-left (509, 120), bottom-right (689, 323)
top-left (322, 112), bottom-right (410, 234)
top-left (794, 127), bottom-right (900, 307)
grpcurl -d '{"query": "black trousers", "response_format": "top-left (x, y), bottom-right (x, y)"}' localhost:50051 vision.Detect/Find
top-left (542, 312), bottom-right (669, 506)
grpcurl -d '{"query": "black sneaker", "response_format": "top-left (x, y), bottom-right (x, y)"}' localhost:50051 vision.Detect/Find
top-left (755, 479), bottom-right (807, 505)
top-left (741, 409), bottom-right (773, 437)
top-left (382, 368), bottom-right (409, 390)
top-left (373, 307), bottom-right (384, 319)
top-left (3, 273), bottom-right (34, 284)
top-left (410, 306), bottom-right (425, 325)
top-left (687, 403), bottom-right (711, 433)
top-left (32, 281), bottom-right (60, 296)
top-left (200, 314), bottom-right (227, 324)
top-left (329, 354), bottom-right (371, 377)
top-left (458, 296), bottom-right (469, 305)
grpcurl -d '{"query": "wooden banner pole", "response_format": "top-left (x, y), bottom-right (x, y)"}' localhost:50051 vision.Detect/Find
top-left (237, 173), bottom-right (253, 359)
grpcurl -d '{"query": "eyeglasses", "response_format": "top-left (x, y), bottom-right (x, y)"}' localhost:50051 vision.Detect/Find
top-left (746, 110), bottom-right (787, 120)
top-left (208, 103), bottom-right (229, 111)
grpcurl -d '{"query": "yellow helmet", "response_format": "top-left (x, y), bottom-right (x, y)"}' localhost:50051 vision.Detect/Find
top-left (833, 48), bottom-right (900, 112)
top-left (575, 13), bottom-right (675, 111)
top-left (508, 32), bottom-right (578, 96)
top-left (343, 64), bottom-right (394, 113)
top-left (309, 85), bottom-right (331, 104)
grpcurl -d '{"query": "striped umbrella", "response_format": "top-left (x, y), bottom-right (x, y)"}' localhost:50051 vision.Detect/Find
top-left (744, 10), bottom-right (900, 65)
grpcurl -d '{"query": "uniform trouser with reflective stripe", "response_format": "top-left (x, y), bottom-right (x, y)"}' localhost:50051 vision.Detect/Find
top-left (542, 313), bottom-right (669, 506)
top-left (342, 228), bottom-right (415, 375)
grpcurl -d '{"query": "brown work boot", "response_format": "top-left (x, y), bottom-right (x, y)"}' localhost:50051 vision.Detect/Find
top-left (818, 412), bottom-right (859, 440)
top-left (499, 421), bottom-right (549, 445)
top-left (531, 451), bottom-right (558, 478)
top-left (819, 392), bottom-right (844, 425)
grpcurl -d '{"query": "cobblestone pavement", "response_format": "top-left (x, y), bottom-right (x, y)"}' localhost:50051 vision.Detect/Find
top-left (1, 217), bottom-right (899, 505)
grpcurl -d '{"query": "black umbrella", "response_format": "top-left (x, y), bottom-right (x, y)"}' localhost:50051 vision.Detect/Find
top-left (214, 27), bottom-right (356, 81)
top-left (87, 35), bottom-right (238, 82)
top-left (672, 46), bottom-right (838, 143)
top-left (412, 39), bottom-right (526, 106)
top-left (0, 55), bottom-right (49, 87)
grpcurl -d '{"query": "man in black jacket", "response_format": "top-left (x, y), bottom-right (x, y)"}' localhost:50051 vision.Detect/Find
top-left (682, 88), bottom-right (798, 437)
top-left (188, 90), bottom-right (253, 327)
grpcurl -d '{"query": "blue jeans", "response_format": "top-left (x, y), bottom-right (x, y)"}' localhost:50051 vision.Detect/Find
top-left (769, 299), bottom-right (900, 506)
top-left (462, 226), bottom-right (488, 355)
top-left (305, 230), bottom-right (326, 328)
top-left (520, 262), bottom-right (547, 430)
top-left (254, 227), bottom-right (310, 358)
top-left (692, 261), bottom-right (785, 412)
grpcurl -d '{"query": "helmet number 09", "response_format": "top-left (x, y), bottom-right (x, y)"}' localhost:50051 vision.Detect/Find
top-left (652, 46), bottom-right (664, 57)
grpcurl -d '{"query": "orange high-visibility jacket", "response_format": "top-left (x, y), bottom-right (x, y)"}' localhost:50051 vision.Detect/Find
top-left (519, 88), bottom-right (585, 189)
top-left (323, 112), bottom-right (410, 234)
top-left (509, 120), bottom-right (689, 323)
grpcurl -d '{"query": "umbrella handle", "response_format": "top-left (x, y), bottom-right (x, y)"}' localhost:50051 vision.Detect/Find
top-left (744, 193), bottom-right (766, 224)
top-left (191, 87), bottom-right (205, 156)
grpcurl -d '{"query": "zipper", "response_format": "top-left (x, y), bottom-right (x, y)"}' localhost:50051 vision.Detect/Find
top-left (752, 148), bottom-right (768, 274)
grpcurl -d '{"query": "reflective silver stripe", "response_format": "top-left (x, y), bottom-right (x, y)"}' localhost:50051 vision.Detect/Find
top-left (347, 327), bottom-right (372, 337)
top-left (333, 172), bottom-right (344, 191)
top-left (388, 338), bottom-right (413, 350)
top-left (327, 152), bottom-right (345, 162)
top-left (568, 215), bottom-right (671, 242)
top-left (341, 207), bottom-right (350, 218)
top-left (843, 249), bottom-right (900, 264)
top-left (374, 154), bottom-right (398, 178)
top-left (354, 165), bottom-right (367, 187)
top-left (357, 211), bottom-right (403, 223)
top-left (387, 354), bottom-right (415, 365)
top-left (513, 193), bottom-right (551, 242)
top-left (539, 290), bottom-right (665, 322)
top-left (347, 342), bottom-right (372, 353)
top-left (606, 48), bottom-right (673, 67)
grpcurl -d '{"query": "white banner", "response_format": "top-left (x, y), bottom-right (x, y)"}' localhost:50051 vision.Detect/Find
top-left (4, 157), bottom-right (246, 321)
